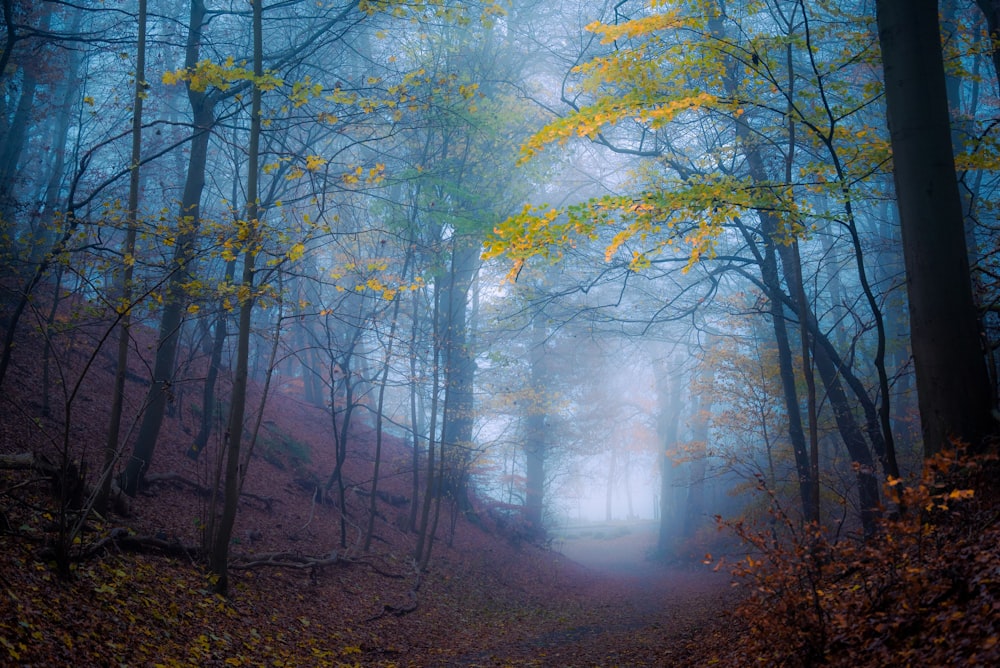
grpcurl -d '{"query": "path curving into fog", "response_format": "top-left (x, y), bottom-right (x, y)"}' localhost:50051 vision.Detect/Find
top-left (553, 519), bottom-right (664, 577)
top-left (443, 521), bottom-right (738, 666)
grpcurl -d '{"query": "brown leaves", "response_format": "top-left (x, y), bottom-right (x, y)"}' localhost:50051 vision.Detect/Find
top-left (719, 450), bottom-right (1000, 667)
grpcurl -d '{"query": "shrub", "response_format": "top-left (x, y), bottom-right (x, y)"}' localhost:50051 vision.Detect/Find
top-left (720, 450), bottom-right (1000, 667)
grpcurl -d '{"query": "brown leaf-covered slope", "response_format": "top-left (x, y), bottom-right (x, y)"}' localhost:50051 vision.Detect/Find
top-left (0, 295), bottom-right (736, 666)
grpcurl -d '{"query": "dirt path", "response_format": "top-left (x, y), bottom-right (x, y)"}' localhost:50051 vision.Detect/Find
top-left (442, 523), bottom-right (738, 667)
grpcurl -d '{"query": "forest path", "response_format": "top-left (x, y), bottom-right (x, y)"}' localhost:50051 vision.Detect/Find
top-left (441, 522), bottom-right (738, 667)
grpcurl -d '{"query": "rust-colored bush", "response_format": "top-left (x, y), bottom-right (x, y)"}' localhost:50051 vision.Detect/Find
top-left (721, 450), bottom-right (1000, 667)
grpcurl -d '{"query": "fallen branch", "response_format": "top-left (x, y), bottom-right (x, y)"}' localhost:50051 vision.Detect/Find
top-left (144, 472), bottom-right (274, 511)
top-left (53, 529), bottom-right (201, 563)
top-left (229, 550), bottom-right (339, 571)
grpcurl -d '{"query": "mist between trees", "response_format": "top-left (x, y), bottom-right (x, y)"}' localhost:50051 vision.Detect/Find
top-left (1, 0), bottom-right (998, 589)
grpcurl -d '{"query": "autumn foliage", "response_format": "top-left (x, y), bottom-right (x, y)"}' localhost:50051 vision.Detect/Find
top-left (720, 449), bottom-right (1000, 667)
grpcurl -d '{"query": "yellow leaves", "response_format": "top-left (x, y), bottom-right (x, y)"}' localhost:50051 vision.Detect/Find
top-left (360, 277), bottom-right (397, 301)
top-left (639, 92), bottom-right (719, 128)
top-left (947, 488), bottom-right (975, 502)
top-left (290, 77), bottom-right (323, 107)
top-left (629, 251), bottom-right (651, 271)
top-left (326, 88), bottom-right (358, 105)
top-left (519, 91), bottom-right (717, 164)
top-left (340, 163), bottom-right (386, 187)
top-left (287, 242), bottom-right (306, 262)
top-left (585, 10), bottom-right (684, 44)
top-left (1, 635), bottom-right (24, 661)
top-left (304, 155), bottom-right (327, 172)
top-left (605, 229), bottom-right (631, 263)
top-left (162, 69), bottom-right (184, 86)
top-left (489, 170), bottom-right (794, 278)
top-left (161, 58), bottom-right (282, 93)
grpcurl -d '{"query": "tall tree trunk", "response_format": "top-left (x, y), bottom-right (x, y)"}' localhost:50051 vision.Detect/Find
top-left (605, 448), bottom-right (617, 523)
top-left (655, 359), bottom-right (683, 556)
top-left (211, 0), bottom-right (262, 594)
top-left (0, 8), bottom-right (81, 391)
top-left (438, 233), bottom-right (480, 512)
top-left (758, 219), bottom-right (815, 522)
top-left (408, 292), bottom-right (424, 532)
top-left (188, 261), bottom-right (235, 460)
top-left (714, 6), bottom-right (814, 521)
top-left (0, 3), bottom-right (50, 229)
top-left (876, 0), bottom-right (995, 455)
top-left (364, 246), bottom-right (412, 552)
top-left (523, 312), bottom-right (547, 536)
top-left (100, 0), bottom-right (147, 511)
top-left (684, 360), bottom-right (714, 537)
top-left (415, 285), bottom-right (442, 566)
top-left (120, 0), bottom-right (213, 495)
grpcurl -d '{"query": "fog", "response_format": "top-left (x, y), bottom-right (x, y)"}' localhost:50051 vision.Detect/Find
top-left (2, 0), bottom-right (996, 567)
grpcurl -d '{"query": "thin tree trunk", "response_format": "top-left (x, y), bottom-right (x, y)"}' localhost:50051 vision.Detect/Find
top-left (188, 261), bottom-right (235, 460)
top-left (684, 361), bottom-right (714, 537)
top-left (364, 249), bottom-right (412, 552)
top-left (408, 292), bottom-right (423, 532)
top-left (414, 285), bottom-right (442, 566)
top-left (523, 311), bottom-right (547, 535)
top-left (211, 0), bottom-right (262, 594)
top-left (655, 359), bottom-right (683, 556)
top-left (121, 0), bottom-right (212, 495)
top-left (101, 0), bottom-right (147, 512)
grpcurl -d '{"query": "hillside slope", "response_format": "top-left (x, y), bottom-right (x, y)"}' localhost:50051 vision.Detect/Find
top-left (0, 297), bottom-right (734, 666)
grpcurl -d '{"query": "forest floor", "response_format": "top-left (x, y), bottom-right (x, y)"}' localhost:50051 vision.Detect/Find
top-left (0, 301), bottom-right (740, 666)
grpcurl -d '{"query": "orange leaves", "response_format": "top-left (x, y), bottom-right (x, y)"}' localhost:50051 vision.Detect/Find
top-left (721, 450), bottom-right (1000, 667)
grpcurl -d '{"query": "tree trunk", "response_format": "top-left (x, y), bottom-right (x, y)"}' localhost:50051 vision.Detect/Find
top-left (655, 359), bottom-right (683, 556)
top-left (188, 261), bottom-right (235, 460)
top-left (415, 285), bottom-right (442, 566)
top-left (211, 0), bottom-right (262, 595)
top-left (876, 0), bottom-right (995, 455)
top-left (0, 3), bottom-right (50, 228)
top-left (438, 233), bottom-right (480, 512)
top-left (364, 246), bottom-right (412, 552)
top-left (684, 360), bottom-right (714, 537)
top-left (100, 0), bottom-right (147, 512)
top-left (408, 292), bottom-right (424, 532)
top-left (120, 0), bottom-right (212, 495)
top-left (759, 220), bottom-right (815, 521)
top-left (523, 312), bottom-right (547, 536)
top-left (776, 243), bottom-right (880, 535)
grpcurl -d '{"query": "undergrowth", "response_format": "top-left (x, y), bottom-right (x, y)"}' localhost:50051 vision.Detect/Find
top-left (721, 449), bottom-right (1000, 667)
